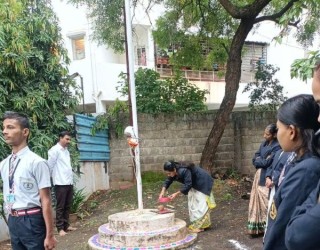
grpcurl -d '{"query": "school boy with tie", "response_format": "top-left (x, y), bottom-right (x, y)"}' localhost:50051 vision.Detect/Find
top-left (0, 111), bottom-right (56, 250)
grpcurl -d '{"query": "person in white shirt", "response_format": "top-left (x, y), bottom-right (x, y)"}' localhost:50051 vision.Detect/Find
top-left (0, 111), bottom-right (56, 250)
top-left (48, 131), bottom-right (76, 236)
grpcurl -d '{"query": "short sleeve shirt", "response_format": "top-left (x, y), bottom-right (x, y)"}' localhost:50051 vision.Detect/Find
top-left (0, 146), bottom-right (51, 210)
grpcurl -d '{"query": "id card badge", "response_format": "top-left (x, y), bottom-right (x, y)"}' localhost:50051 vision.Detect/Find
top-left (6, 194), bottom-right (15, 204)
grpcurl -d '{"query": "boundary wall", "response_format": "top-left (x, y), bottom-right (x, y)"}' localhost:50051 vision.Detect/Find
top-left (109, 111), bottom-right (277, 186)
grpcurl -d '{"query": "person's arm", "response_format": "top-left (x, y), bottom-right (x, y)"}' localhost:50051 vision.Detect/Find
top-left (285, 185), bottom-right (320, 250)
top-left (47, 148), bottom-right (58, 177)
top-left (286, 203), bottom-right (320, 249)
top-left (159, 186), bottom-right (166, 199)
top-left (159, 177), bottom-right (174, 198)
top-left (39, 187), bottom-right (57, 250)
top-left (252, 143), bottom-right (262, 166)
top-left (169, 190), bottom-right (182, 200)
top-left (179, 168), bottom-right (192, 195)
top-left (265, 163), bottom-right (319, 248)
top-left (265, 150), bottom-right (283, 188)
top-left (254, 145), bottom-right (281, 169)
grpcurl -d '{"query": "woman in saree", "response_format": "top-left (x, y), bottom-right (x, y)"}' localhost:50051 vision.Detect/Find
top-left (159, 161), bottom-right (215, 233)
top-left (247, 124), bottom-right (281, 236)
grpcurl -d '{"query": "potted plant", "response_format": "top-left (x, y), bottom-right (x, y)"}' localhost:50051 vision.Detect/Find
top-left (70, 187), bottom-right (86, 222)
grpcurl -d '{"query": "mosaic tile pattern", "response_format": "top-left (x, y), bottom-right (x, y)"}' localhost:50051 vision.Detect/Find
top-left (99, 223), bottom-right (183, 236)
top-left (88, 233), bottom-right (197, 250)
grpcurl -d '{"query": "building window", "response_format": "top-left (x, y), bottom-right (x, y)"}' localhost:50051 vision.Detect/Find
top-left (240, 42), bottom-right (267, 83)
top-left (71, 36), bottom-right (85, 60)
top-left (136, 47), bottom-right (146, 66)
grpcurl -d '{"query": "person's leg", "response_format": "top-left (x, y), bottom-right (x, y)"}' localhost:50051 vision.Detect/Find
top-left (8, 216), bottom-right (27, 250)
top-left (55, 185), bottom-right (68, 235)
top-left (64, 185), bottom-right (75, 231)
top-left (20, 214), bottom-right (46, 250)
top-left (10, 215), bottom-right (46, 250)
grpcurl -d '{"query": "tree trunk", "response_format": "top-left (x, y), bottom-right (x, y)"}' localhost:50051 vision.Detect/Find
top-left (200, 18), bottom-right (255, 170)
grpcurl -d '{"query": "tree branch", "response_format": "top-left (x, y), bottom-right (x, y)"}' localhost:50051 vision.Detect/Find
top-left (254, 0), bottom-right (300, 23)
top-left (197, 0), bottom-right (206, 25)
top-left (221, 42), bottom-right (230, 57)
top-left (218, 0), bottom-right (271, 19)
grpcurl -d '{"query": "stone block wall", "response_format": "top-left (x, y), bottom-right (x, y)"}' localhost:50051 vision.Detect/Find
top-left (108, 110), bottom-right (277, 186)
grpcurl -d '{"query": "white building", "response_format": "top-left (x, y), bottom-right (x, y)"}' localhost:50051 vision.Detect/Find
top-left (52, 1), bottom-right (316, 113)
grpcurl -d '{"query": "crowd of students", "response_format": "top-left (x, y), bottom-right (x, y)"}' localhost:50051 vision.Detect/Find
top-left (247, 62), bottom-right (320, 250)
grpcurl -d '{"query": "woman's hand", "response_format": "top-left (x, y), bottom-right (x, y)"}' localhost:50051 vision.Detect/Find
top-left (159, 192), bottom-right (164, 199)
top-left (159, 187), bottom-right (166, 199)
top-left (169, 191), bottom-right (180, 200)
top-left (265, 177), bottom-right (274, 188)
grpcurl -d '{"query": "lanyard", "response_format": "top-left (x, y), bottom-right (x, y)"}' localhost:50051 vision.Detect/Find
top-left (8, 156), bottom-right (21, 193)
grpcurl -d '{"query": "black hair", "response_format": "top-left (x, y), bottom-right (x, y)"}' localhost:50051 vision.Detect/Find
top-left (163, 160), bottom-right (195, 172)
top-left (266, 123), bottom-right (277, 135)
top-left (277, 94), bottom-right (320, 157)
top-left (59, 131), bottom-right (72, 138)
top-left (3, 111), bottom-right (30, 129)
top-left (163, 161), bottom-right (178, 172)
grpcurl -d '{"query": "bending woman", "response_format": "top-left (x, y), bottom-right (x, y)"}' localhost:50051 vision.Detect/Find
top-left (159, 161), bottom-right (215, 233)
top-left (248, 124), bottom-right (281, 236)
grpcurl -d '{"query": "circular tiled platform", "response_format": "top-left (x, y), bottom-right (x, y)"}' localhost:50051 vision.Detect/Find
top-left (88, 233), bottom-right (197, 250)
top-left (87, 209), bottom-right (197, 250)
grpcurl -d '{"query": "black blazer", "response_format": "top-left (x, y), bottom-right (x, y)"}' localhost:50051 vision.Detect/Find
top-left (286, 181), bottom-right (320, 250)
top-left (163, 165), bottom-right (213, 196)
top-left (265, 150), bottom-right (291, 190)
top-left (252, 139), bottom-right (281, 186)
top-left (264, 153), bottom-right (320, 250)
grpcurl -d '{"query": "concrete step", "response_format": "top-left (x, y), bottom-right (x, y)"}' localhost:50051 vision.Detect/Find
top-left (108, 209), bottom-right (175, 232)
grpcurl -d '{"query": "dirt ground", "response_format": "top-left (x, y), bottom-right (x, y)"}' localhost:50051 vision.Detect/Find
top-left (0, 177), bottom-right (264, 250)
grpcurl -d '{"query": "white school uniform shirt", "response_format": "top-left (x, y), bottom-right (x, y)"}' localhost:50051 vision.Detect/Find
top-left (0, 146), bottom-right (51, 210)
top-left (48, 143), bottom-right (73, 185)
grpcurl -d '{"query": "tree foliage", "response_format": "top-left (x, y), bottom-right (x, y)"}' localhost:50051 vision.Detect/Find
top-left (0, 0), bottom-right (80, 160)
top-left (93, 68), bottom-right (208, 137)
top-left (70, 0), bottom-right (126, 52)
top-left (291, 50), bottom-right (320, 81)
top-left (243, 63), bottom-right (287, 111)
top-left (92, 68), bottom-right (208, 137)
top-left (117, 68), bottom-right (208, 114)
top-left (69, 0), bottom-right (320, 169)
top-left (92, 98), bottom-right (129, 138)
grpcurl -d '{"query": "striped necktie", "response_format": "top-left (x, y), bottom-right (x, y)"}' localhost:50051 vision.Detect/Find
top-left (9, 154), bottom-right (17, 178)
top-left (278, 152), bottom-right (296, 186)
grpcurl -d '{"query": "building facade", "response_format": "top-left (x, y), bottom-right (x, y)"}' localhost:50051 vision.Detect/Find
top-left (52, 1), bottom-right (314, 113)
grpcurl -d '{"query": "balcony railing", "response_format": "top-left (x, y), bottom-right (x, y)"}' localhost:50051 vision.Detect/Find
top-left (156, 67), bottom-right (225, 82)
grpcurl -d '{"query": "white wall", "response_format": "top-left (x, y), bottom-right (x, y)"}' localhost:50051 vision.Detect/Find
top-left (52, 0), bottom-right (156, 113)
top-left (75, 162), bottom-right (110, 198)
top-left (0, 218), bottom-right (9, 242)
top-left (248, 22), bottom-right (314, 98)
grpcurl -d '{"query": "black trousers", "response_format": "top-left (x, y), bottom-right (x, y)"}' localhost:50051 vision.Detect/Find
top-left (8, 213), bottom-right (46, 250)
top-left (55, 185), bottom-right (73, 232)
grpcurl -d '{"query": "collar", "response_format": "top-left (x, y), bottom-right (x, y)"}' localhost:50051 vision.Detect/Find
top-left (295, 151), bottom-right (313, 164)
top-left (57, 142), bottom-right (67, 150)
top-left (12, 146), bottom-right (30, 158)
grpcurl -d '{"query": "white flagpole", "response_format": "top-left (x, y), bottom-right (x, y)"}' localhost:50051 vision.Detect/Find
top-left (124, 0), bottom-right (143, 210)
